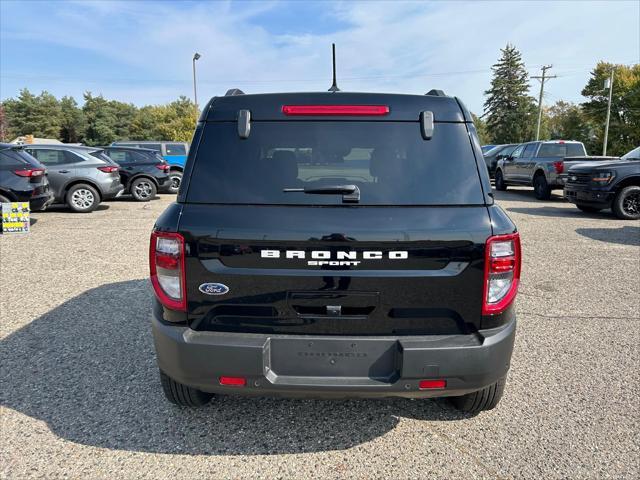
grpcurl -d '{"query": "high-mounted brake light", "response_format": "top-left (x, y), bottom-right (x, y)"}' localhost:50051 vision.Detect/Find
top-left (553, 161), bottom-right (564, 174)
top-left (14, 168), bottom-right (45, 177)
top-left (97, 166), bottom-right (119, 173)
top-left (150, 231), bottom-right (186, 311)
top-left (482, 232), bottom-right (521, 315)
top-left (282, 105), bottom-right (390, 116)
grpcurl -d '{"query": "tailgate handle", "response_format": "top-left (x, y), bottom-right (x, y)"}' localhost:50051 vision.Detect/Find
top-left (326, 305), bottom-right (342, 316)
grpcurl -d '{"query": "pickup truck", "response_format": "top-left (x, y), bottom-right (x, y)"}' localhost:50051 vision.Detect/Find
top-left (495, 140), bottom-right (588, 199)
top-left (150, 89), bottom-right (520, 414)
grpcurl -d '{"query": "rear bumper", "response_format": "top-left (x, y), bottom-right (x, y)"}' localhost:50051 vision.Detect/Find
top-left (564, 185), bottom-right (615, 207)
top-left (102, 183), bottom-right (125, 200)
top-left (30, 192), bottom-right (54, 211)
top-left (152, 313), bottom-right (516, 399)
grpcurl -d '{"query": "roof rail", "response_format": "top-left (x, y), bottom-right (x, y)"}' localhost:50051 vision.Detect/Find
top-left (425, 89), bottom-right (446, 97)
top-left (225, 88), bottom-right (245, 96)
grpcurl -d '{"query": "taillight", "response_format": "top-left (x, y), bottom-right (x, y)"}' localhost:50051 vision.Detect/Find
top-left (482, 233), bottom-right (521, 315)
top-left (150, 231), bottom-right (186, 311)
top-left (155, 164), bottom-right (170, 172)
top-left (282, 105), bottom-right (390, 116)
top-left (553, 161), bottom-right (564, 174)
top-left (97, 166), bottom-right (119, 173)
top-left (14, 168), bottom-right (45, 177)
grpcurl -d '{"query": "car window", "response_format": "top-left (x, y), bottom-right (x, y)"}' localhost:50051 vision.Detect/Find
top-left (165, 143), bottom-right (186, 156)
top-left (522, 144), bottom-right (537, 157)
top-left (538, 144), bottom-right (567, 157)
top-left (107, 150), bottom-right (127, 163)
top-left (0, 149), bottom-right (29, 168)
top-left (501, 145), bottom-right (517, 156)
top-left (510, 145), bottom-right (524, 158)
top-left (141, 143), bottom-right (162, 152)
top-left (28, 149), bottom-right (82, 166)
top-left (187, 121), bottom-right (485, 206)
top-left (621, 146), bottom-right (640, 160)
top-left (566, 143), bottom-right (586, 156)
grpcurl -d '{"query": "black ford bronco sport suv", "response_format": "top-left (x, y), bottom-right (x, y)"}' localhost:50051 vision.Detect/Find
top-left (150, 89), bottom-right (521, 414)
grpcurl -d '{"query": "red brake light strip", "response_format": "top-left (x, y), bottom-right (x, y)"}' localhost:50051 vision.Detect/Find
top-left (282, 105), bottom-right (390, 116)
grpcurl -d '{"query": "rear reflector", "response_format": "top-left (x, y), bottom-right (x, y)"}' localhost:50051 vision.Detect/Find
top-left (419, 379), bottom-right (446, 390)
top-left (14, 168), bottom-right (45, 177)
top-left (219, 376), bottom-right (246, 387)
top-left (282, 105), bottom-right (390, 116)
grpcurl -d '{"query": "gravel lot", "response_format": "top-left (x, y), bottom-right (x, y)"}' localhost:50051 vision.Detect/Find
top-left (1, 188), bottom-right (638, 479)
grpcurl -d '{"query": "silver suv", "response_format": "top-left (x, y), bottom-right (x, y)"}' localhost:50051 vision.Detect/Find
top-left (494, 140), bottom-right (587, 199)
top-left (24, 145), bottom-right (124, 212)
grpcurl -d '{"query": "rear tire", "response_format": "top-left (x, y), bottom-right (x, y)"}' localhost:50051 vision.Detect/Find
top-left (494, 170), bottom-right (507, 191)
top-left (66, 184), bottom-right (99, 213)
top-left (0, 194), bottom-right (10, 203)
top-left (160, 371), bottom-right (213, 407)
top-left (131, 177), bottom-right (157, 201)
top-left (533, 174), bottom-right (551, 200)
top-left (168, 171), bottom-right (183, 194)
top-left (450, 377), bottom-right (506, 414)
top-left (612, 185), bottom-right (640, 220)
top-left (576, 204), bottom-right (602, 213)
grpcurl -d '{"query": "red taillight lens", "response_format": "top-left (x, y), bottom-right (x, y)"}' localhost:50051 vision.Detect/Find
top-left (14, 168), bottom-right (45, 177)
top-left (419, 379), bottom-right (446, 390)
top-left (553, 161), bottom-right (564, 174)
top-left (155, 164), bottom-right (170, 172)
top-left (482, 233), bottom-right (521, 315)
top-left (150, 231), bottom-right (186, 311)
top-left (219, 376), bottom-right (246, 387)
top-left (97, 166), bottom-right (119, 173)
top-left (282, 105), bottom-right (390, 116)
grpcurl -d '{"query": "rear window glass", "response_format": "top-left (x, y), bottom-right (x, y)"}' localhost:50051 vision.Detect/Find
top-left (186, 122), bottom-right (484, 205)
top-left (538, 143), bottom-right (585, 157)
top-left (0, 149), bottom-right (34, 168)
top-left (165, 143), bottom-right (186, 155)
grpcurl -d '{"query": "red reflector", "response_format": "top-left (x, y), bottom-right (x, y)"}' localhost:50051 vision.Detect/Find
top-left (219, 376), bottom-right (246, 387)
top-left (282, 105), bottom-right (390, 116)
top-left (98, 166), bottom-right (119, 173)
top-left (14, 168), bottom-right (45, 177)
top-left (490, 256), bottom-right (516, 273)
top-left (553, 161), bottom-right (564, 174)
top-left (419, 379), bottom-right (446, 390)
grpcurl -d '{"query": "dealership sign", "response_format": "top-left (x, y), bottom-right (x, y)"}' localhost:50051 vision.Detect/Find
top-left (1, 202), bottom-right (30, 234)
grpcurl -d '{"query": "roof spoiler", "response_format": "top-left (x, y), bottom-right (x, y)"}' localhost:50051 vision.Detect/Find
top-left (425, 89), bottom-right (446, 97)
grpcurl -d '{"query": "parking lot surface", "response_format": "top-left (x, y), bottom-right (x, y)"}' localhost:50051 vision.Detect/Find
top-left (1, 189), bottom-right (638, 479)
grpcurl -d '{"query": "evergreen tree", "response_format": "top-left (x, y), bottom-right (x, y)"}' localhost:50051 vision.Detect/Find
top-left (59, 96), bottom-right (85, 143)
top-left (483, 45), bottom-right (536, 144)
top-left (0, 104), bottom-right (7, 142)
top-left (2, 88), bottom-right (63, 140)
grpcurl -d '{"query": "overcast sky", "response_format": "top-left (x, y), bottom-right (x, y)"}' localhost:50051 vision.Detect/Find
top-left (1, 0), bottom-right (638, 114)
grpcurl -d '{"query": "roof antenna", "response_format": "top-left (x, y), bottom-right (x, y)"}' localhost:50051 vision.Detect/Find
top-left (328, 43), bottom-right (340, 92)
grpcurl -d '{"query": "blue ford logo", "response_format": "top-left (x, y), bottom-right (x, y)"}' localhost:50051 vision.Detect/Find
top-left (199, 283), bottom-right (229, 295)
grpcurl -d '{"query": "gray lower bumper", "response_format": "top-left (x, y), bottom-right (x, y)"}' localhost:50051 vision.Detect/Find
top-left (152, 315), bottom-right (516, 399)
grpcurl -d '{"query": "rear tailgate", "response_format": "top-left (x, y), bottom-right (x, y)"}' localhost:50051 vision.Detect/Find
top-left (181, 204), bottom-right (491, 335)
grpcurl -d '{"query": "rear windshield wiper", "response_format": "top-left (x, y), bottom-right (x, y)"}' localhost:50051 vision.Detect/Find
top-left (283, 184), bottom-right (360, 203)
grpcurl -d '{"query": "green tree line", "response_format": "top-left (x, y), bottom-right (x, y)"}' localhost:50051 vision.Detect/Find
top-left (0, 91), bottom-right (198, 146)
top-left (476, 44), bottom-right (639, 156)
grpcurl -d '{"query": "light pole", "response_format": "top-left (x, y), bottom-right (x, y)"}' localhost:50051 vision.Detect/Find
top-left (602, 68), bottom-right (614, 156)
top-left (192, 52), bottom-right (201, 112)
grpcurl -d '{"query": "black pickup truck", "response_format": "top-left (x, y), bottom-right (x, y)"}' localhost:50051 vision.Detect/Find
top-left (150, 89), bottom-right (520, 414)
top-left (564, 146), bottom-right (640, 219)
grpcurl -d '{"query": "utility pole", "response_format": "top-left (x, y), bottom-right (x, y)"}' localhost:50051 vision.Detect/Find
top-left (603, 68), bottom-right (614, 156)
top-left (192, 52), bottom-right (201, 112)
top-left (532, 65), bottom-right (557, 141)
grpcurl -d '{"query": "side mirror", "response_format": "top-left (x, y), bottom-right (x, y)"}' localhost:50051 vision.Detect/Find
top-left (496, 154), bottom-right (504, 160)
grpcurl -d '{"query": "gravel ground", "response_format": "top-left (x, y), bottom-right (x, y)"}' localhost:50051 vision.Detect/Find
top-left (1, 188), bottom-right (638, 479)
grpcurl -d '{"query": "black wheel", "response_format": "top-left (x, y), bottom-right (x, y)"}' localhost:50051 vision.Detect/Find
top-left (160, 371), bottom-right (213, 407)
top-left (450, 377), bottom-right (506, 414)
top-left (612, 185), bottom-right (640, 220)
top-left (533, 174), bottom-right (551, 200)
top-left (576, 204), bottom-right (602, 213)
top-left (494, 170), bottom-right (507, 191)
top-left (66, 184), bottom-right (99, 213)
top-left (130, 177), bottom-right (157, 201)
top-left (167, 171), bottom-right (183, 194)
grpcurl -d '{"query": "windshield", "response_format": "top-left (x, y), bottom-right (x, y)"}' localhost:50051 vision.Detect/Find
top-left (621, 146), bottom-right (640, 160)
top-left (186, 121), bottom-right (485, 206)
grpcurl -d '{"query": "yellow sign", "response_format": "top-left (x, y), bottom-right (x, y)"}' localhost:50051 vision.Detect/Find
top-left (1, 202), bottom-right (30, 234)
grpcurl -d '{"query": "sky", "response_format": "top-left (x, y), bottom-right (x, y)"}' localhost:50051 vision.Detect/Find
top-left (1, 0), bottom-right (638, 114)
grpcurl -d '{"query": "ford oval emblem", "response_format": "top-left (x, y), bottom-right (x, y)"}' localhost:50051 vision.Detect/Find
top-left (199, 283), bottom-right (229, 295)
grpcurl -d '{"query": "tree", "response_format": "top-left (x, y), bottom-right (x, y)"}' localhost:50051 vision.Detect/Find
top-left (483, 44), bottom-right (536, 144)
top-left (59, 96), bottom-right (85, 143)
top-left (471, 113), bottom-right (490, 145)
top-left (2, 88), bottom-right (63, 140)
top-left (128, 96), bottom-right (197, 142)
top-left (0, 104), bottom-right (7, 142)
top-left (545, 101), bottom-right (591, 144)
top-left (581, 62), bottom-right (640, 156)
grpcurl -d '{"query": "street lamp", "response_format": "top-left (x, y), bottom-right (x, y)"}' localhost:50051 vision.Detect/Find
top-left (192, 53), bottom-right (201, 113)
